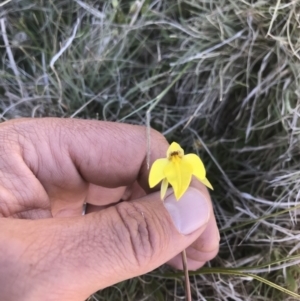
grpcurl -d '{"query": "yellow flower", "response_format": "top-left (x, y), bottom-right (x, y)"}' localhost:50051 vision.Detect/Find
top-left (149, 142), bottom-right (213, 200)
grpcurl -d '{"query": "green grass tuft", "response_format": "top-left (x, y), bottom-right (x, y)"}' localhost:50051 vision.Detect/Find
top-left (1, 0), bottom-right (300, 300)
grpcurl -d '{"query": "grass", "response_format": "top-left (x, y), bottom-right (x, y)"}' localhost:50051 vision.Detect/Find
top-left (1, 0), bottom-right (300, 300)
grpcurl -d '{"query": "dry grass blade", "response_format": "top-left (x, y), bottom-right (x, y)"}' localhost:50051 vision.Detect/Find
top-left (1, 0), bottom-right (300, 300)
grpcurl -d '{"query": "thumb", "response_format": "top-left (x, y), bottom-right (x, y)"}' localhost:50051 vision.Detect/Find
top-left (81, 187), bottom-right (211, 293)
top-left (0, 188), bottom-right (210, 301)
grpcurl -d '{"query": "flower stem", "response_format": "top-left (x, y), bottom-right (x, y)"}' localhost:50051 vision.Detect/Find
top-left (181, 249), bottom-right (192, 301)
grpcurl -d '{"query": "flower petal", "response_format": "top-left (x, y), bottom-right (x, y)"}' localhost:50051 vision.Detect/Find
top-left (164, 159), bottom-right (193, 200)
top-left (148, 158), bottom-right (169, 188)
top-left (183, 153), bottom-right (206, 180)
top-left (200, 177), bottom-right (213, 190)
top-left (166, 142), bottom-right (184, 157)
top-left (160, 178), bottom-right (169, 200)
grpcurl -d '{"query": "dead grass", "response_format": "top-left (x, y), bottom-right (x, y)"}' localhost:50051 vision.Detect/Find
top-left (1, 0), bottom-right (300, 300)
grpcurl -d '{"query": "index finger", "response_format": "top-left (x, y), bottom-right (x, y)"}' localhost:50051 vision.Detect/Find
top-left (11, 118), bottom-right (168, 191)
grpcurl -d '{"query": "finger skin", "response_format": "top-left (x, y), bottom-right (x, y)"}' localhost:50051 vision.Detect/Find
top-left (0, 191), bottom-right (209, 301)
top-left (0, 118), bottom-right (167, 218)
top-left (86, 185), bottom-right (127, 205)
top-left (7, 118), bottom-right (168, 189)
top-left (167, 195), bottom-right (220, 269)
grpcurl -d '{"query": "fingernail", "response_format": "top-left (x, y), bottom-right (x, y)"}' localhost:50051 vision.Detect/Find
top-left (164, 187), bottom-right (210, 235)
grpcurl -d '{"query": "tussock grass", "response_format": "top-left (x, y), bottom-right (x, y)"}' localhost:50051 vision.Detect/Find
top-left (1, 0), bottom-right (300, 300)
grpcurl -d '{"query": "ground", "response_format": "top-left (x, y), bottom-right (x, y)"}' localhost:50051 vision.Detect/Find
top-left (1, 0), bottom-right (300, 300)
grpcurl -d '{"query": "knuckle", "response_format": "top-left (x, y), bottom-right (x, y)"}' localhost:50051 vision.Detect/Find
top-left (113, 201), bottom-right (157, 268)
top-left (150, 128), bottom-right (169, 148)
top-left (188, 244), bottom-right (219, 263)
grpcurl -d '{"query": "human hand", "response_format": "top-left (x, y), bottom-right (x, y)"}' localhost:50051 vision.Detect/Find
top-left (0, 118), bottom-right (219, 301)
